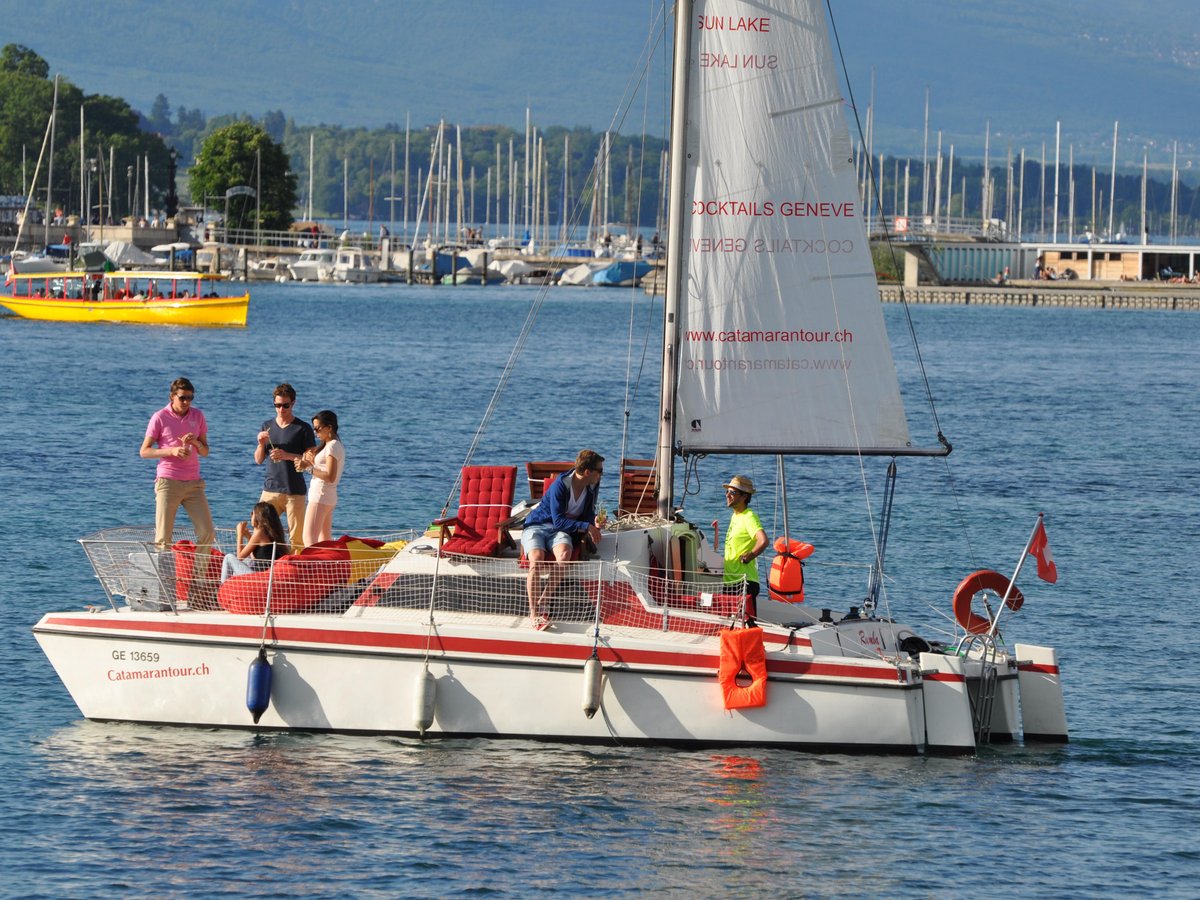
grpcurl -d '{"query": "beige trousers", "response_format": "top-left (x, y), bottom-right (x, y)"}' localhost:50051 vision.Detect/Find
top-left (259, 490), bottom-right (307, 552)
top-left (154, 477), bottom-right (215, 549)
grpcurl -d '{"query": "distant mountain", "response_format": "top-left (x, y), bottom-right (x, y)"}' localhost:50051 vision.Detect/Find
top-left (5, 0), bottom-right (1200, 169)
top-left (3, 0), bottom-right (671, 132)
top-left (838, 0), bottom-right (1200, 167)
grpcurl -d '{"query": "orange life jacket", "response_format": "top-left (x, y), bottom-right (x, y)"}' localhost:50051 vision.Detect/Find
top-left (718, 627), bottom-right (768, 709)
top-left (768, 538), bottom-right (814, 603)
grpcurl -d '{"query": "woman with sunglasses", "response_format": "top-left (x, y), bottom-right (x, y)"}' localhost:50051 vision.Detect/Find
top-left (299, 410), bottom-right (344, 547)
top-left (220, 502), bottom-right (287, 583)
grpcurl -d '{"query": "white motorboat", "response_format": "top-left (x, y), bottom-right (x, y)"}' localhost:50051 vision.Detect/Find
top-left (286, 248), bottom-right (335, 282)
top-left (246, 255), bottom-right (293, 282)
top-left (33, 0), bottom-right (1067, 754)
top-left (322, 246), bottom-right (380, 284)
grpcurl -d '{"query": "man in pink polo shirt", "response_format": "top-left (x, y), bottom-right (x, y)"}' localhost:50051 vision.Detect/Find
top-left (140, 377), bottom-right (215, 551)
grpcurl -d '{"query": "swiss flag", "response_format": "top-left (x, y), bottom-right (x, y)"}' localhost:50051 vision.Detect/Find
top-left (1029, 519), bottom-right (1057, 583)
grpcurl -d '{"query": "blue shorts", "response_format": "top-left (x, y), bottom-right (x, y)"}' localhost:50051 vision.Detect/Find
top-left (521, 523), bottom-right (574, 556)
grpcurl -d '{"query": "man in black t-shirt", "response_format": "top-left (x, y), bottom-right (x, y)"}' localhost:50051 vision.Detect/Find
top-left (253, 382), bottom-right (317, 551)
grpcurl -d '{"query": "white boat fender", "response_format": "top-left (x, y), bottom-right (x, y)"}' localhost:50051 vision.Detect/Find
top-left (413, 668), bottom-right (437, 736)
top-left (246, 647), bottom-right (273, 724)
top-left (582, 654), bottom-right (604, 719)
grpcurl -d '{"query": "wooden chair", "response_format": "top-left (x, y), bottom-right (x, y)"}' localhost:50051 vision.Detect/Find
top-left (517, 472), bottom-right (595, 568)
top-left (525, 460), bottom-right (576, 501)
top-left (433, 465), bottom-right (518, 557)
top-left (618, 458), bottom-right (658, 517)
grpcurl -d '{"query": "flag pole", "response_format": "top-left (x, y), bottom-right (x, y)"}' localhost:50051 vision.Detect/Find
top-left (986, 513), bottom-right (1044, 638)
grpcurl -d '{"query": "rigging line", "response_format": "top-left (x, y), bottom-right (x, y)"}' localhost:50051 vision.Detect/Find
top-left (446, 286), bottom-right (549, 512)
top-left (598, 3), bottom-right (669, 150)
top-left (619, 4), bottom-right (664, 470)
top-left (807, 5), bottom-right (892, 619)
top-left (824, 0), bottom-right (950, 453)
top-left (825, 2), bottom-right (975, 574)
top-left (448, 9), bottom-right (668, 513)
top-left (551, 5), bottom-right (667, 257)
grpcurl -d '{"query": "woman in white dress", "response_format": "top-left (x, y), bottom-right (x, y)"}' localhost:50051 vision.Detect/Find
top-left (299, 410), bottom-right (344, 546)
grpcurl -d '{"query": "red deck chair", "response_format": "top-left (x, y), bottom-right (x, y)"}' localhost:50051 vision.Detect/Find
top-left (433, 465), bottom-right (518, 557)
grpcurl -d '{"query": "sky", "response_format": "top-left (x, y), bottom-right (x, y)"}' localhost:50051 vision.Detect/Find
top-left (5, 0), bottom-right (1200, 169)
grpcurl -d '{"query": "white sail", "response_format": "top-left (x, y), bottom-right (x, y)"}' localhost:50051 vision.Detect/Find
top-left (672, 0), bottom-right (913, 455)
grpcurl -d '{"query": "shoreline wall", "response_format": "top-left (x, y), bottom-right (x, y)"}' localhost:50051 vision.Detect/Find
top-left (878, 284), bottom-right (1200, 312)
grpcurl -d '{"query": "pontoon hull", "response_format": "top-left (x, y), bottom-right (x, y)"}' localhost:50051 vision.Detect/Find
top-left (34, 609), bottom-right (935, 752)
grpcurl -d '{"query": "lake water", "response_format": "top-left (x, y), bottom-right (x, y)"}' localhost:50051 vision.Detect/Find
top-left (1, 283), bottom-right (1197, 896)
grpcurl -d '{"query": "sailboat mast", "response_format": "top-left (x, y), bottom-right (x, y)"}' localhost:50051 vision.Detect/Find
top-left (15, 83), bottom-right (56, 254)
top-left (45, 75), bottom-right (58, 246)
top-left (1107, 120), bottom-right (1118, 241)
top-left (79, 105), bottom-right (85, 243)
top-left (657, 0), bottom-right (694, 518)
top-left (307, 132), bottom-right (314, 223)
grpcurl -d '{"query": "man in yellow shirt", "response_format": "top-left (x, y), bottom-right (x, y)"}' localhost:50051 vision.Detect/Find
top-left (722, 475), bottom-right (768, 622)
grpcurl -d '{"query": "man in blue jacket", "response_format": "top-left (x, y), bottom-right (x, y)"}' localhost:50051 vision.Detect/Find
top-left (521, 448), bottom-right (605, 630)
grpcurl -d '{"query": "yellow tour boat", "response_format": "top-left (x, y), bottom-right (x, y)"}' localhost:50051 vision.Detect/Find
top-left (0, 270), bottom-right (249, 327)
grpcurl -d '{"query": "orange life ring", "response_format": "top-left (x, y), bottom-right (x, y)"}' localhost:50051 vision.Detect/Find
top-left (952, 569), bottom-right (1024, 634)
top-left (718, 627), bottom-right (768, 709)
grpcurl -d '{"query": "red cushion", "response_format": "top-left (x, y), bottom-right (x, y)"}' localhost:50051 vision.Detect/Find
top-left (172, 540), bottom-right (224, 604)
top-left (440, 465), bottom-right (516, 557)
top-left (218, 544), bottom-right (351, 614)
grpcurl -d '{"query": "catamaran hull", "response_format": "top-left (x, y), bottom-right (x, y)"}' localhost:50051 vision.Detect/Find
top-left (34, 609), bottom-right (941, 753)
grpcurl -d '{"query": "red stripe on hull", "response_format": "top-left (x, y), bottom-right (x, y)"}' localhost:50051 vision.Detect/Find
top-left (40, 615), bottom-right (904, 682)
top-left (922, 671), bottom-right (967, 684)
top-left (1017, 662), bottom-right (1060, 676)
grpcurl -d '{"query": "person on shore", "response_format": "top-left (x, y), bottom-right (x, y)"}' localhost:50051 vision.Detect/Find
top-left (254, 383), bottom-right (316, 551)
top-left (298, 410), bottom-right (344, 547)
top-left (140, 377), bottom-right (215, 552)
top-left (521, 449), bottom-right (605, 630)
top-left (722, 475), bottom-right (768, 623)
top-left (220, 502), bottom-right (287, 582)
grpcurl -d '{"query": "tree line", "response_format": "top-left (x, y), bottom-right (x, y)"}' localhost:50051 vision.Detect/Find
top-left (4, 41), bottom-right (1199, 240)
top-left (0, 45), bottom-right (172, 226)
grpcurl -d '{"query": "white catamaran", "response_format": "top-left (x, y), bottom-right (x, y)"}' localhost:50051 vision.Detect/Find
top-left (34, 0), bottom-right (1066, 754)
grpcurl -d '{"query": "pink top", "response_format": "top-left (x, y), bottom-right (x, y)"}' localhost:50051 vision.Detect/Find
top-left (145, 404), bottom-right (207, 480)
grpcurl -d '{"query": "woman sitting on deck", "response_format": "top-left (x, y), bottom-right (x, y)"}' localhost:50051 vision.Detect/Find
top-left (220, 501), bottom-right (287, 582)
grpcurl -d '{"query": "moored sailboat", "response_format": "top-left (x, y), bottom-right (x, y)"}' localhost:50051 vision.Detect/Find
top-left (33, 0), bottom-right (1065, 753)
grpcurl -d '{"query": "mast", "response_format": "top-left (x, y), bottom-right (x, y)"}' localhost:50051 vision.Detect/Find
top-left (1052, 121), bottom-right (1060, 243)
top-left (1108, 120), bottom-right (1118, 241)
top-left (1141, 150), bottom-right (1147, 243)
top-left (657, 0), bottom-right (694, 517)
top-left (1017, 147), bottom-right (1025, 240)
top-left (45, 75), bottom-right (58, 246)
top-left (405, 114), bottom-right (411, 240)
top-left (920, 87), bottom-right (930, 217)
top-left (15, 81), bottom-right (56, 253)
top-left (79, 105), bottom-right (86, 244)
top-left (307, 132), bottom-right (314, 222)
